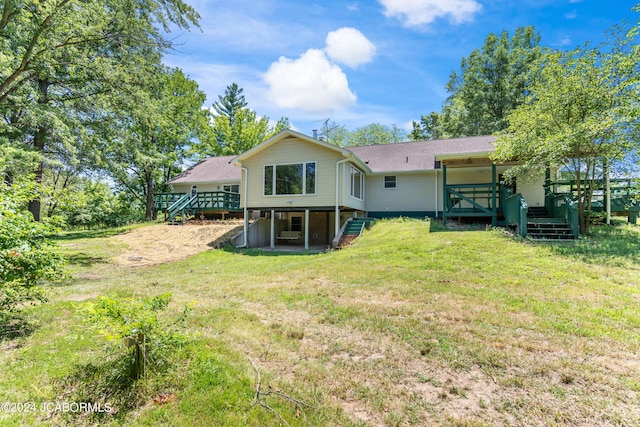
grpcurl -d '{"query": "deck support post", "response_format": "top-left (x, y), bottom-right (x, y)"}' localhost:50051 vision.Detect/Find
top-left (491, 163), bottom-right (497, 226)
top-left (442, 165), bottom-right (447, 226)
top-left (304, 209), bottom-right (310, 250)
top-left (270, 210), bottom-right (275, 249)
top-left (604, 159), bottom-right (611, 225)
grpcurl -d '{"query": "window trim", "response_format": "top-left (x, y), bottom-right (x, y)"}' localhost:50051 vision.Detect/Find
top-left (384, 175), bottom-right (397, 189)
top-left (263, 161), bottom-right (317, 196)
top-left (350, 165), bottom-right (364, 200)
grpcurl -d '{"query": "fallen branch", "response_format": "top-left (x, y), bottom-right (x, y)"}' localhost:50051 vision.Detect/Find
top-left (247, 356), bottom-right (315, 426)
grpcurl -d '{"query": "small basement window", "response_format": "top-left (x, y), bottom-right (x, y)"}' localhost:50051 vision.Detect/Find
top-left (384, 176), bottom-right (397, 189)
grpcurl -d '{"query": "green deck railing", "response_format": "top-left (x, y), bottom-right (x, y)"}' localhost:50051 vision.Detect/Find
top-left (548, 193), bottom-right (579, 238)
top-left (503, 192), bottom-right (528, 237)
top-left (154, 191), bottom-right (241, 223)
top-left (154, 193), bottom-right (187, 211)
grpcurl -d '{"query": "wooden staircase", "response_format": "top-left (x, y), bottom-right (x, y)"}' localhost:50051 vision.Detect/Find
top-left (526, 207), bottom-right (574, 240)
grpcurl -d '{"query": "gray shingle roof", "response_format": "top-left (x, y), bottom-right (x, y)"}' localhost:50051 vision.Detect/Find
top-left (346, 135), bottom-right (496, 173)
top-left (168, 155), bottom-right (240, 184)
top-left (167, 135), bottom-right (496, 184)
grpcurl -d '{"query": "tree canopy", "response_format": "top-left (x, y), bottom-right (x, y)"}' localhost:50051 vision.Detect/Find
top-left (411, 26), bottom-right (544, 139)
top-left (0, 0), bottom-right (201, 220)
top-left (492, 23), bottom-right (640, 233)
top-left (192, 83), bottom-right (290, 157)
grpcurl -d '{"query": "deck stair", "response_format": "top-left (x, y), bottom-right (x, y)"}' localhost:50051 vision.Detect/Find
top-left (338, 217), bottom-right (376, 247)
top-left (527, 208), bottom-right (574, 240)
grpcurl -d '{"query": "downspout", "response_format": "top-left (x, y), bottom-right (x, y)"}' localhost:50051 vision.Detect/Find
top-left (237, 166), bottom-right (249, 248)
top-left (335, 158), bottom-right (350, 238)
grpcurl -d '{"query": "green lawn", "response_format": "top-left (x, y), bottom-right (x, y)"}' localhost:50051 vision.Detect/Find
top-left (1, 219), bottom-right (639, 426)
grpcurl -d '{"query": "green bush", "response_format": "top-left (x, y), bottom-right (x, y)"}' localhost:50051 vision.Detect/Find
top-left (87, 293), bottom-right (190, 380)
top-left (0, 181), bottom-right (64, 322)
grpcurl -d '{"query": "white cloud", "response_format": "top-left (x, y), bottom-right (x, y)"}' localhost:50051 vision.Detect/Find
top-left (378, 0), bottom-right (482, 27)
top-left (565, 10), bottom-right (577, 19)
top-left (264, 49), bottom-right (357, 114)
top-left (325, 27), bottom-right (376, 69)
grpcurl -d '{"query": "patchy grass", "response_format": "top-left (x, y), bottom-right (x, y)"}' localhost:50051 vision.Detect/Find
top-left (1, 218), bottom-right (639, 426)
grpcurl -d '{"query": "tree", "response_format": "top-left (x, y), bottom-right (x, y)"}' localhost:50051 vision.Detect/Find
top-left (492, 31), bottom-right (640, 233)
top-left (413, 26), bottom-right (544, 138)
top-left (0, 0), bottom-right (200, 221)
top-left (345, 123), bottom-right (407, 146)
top-left (103, 67), bottom-right (210, 220)
top-left (410, 112), bottom-right (446, 140)
top-left (193, 84), bottom-right (290, 157)
top-left (212, 83), bottom-right (247, 125)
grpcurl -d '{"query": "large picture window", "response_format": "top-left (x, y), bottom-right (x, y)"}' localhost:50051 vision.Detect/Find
top-left (264, 162), bottom-right (316, 196)
top-left (350, 166), bottom-right (364, 200)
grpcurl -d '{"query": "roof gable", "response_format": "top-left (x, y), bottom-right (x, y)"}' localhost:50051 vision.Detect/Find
top-left (233, 129), bottom-right (353, 164)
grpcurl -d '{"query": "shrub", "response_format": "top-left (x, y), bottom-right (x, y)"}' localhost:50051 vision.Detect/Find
top-left (0, 181), bottom-right (64, 323)
top-left (87, 293), bottom-right (190, 380)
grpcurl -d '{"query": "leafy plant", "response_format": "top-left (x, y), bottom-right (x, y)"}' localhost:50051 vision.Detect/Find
top-left (87, 293), bottom-right (190, 380)
top-left (0, 180), bottom-right (64, 323)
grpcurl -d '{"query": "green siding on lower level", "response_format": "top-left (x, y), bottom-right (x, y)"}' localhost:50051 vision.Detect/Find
top-left (367, 211), bottom-right (438, 219)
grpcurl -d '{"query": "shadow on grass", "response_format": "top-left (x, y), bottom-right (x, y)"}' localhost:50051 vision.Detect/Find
top-left (0, 314), bottom-right (38, 341)
top-left (54, 353), bottom-right (145, 424)
top-left (65, 252), bottom-right (109, 267)
top-left (222, 246), bottom-right (324, 257)
top-left (546, 224), bottom-right (640, 267)
top-left (54, 227), bottom-right (130, 242)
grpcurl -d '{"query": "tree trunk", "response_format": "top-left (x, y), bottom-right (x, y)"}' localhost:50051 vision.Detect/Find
top-left (145, 172), bottom-right (155, 221)
top-left (28, 127), bottom-right (46, 222)
top-left (28, 79), bottom-right (50, 222)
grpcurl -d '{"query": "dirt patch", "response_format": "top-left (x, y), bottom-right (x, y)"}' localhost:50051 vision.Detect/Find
top-left (112, 221), bottom-right (243, 267)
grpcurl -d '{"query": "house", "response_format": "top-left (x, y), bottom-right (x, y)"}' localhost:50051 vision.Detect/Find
top-left (156, 129), bottom-right (567, 248)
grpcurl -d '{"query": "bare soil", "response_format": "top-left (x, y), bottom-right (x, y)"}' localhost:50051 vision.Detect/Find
top-left (112, 220), bottom-right (243, 267)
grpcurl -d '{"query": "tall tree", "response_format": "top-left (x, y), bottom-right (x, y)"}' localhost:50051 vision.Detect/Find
top-left (212, 83), bottom-right (247, 126)
top-left (413, 26), bottom-right (544, 138)
top-left (193, 84), bottom-right (290, 156)
top-left (492, 31), bottom-right (640, 233)
top-left (103, 67), bottom-right (210, 220)
top-left (0, 0), bottom-right (200, 220)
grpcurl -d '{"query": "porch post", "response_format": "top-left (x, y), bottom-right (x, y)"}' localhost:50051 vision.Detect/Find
top-left (270, 210), bottom-right (275, 249)
top-left (491, 163), bottom-right (497, 226)
top-left (304, 209), bottom-right (310, 250)
top-left (442, 164), bottom-right (447, 225)
top-left (604, 159), bottom-right (611, 225)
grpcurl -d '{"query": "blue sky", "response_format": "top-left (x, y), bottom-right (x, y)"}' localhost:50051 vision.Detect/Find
top-left (164, 0), bottom-right (638, 136)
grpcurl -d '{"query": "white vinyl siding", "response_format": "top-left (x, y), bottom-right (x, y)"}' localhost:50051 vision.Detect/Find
top-left (243, 136), bottom-right (362, 209)
top-left (384, 175), bottom-right (397, 189)
top-left (171, 182), bottom-right (240, 194)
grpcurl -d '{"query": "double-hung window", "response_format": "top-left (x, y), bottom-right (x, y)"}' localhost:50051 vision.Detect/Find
top-left (350, 166), bottom-right (364, 200)
top-left (384, 175), bottom-right (397, 189)
top-left (264, 162), bottom-right (316, 196)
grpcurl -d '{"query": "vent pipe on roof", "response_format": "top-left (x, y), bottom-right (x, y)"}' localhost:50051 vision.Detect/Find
top-left (312, 129), bottom-right (318, 139)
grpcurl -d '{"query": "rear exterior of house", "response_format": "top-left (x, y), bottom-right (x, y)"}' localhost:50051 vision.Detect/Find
top-left (232, 131), bottom-right (371, 249)
top-left (155, 130), bottom-right (554, 247)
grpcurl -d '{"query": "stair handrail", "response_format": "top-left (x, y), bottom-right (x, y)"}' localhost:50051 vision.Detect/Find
top-left (166, 193), bottom-right (190, 213)
top-left (561, 194), bottom-right (579, 238)
top-left (504, 192), bottom-right (528, 237)
top-left (168, 194), bottom-right (198, 221)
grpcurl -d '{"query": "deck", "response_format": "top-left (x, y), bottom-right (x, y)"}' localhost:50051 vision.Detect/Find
top-left (154, 191), bottom-right (241, 223)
